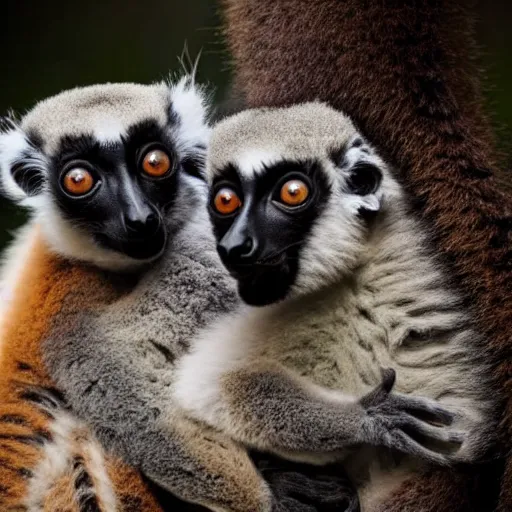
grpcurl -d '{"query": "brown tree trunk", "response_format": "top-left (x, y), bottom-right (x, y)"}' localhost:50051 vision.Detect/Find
top-left (221, 1), bottom-right (512, 510)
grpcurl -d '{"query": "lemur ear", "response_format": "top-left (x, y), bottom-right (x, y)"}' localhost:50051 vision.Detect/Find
top-left (330, 138), bottom-right (384, 216)
top-left (0, 118), bottom-right (47, 205)
top-left (346, 162), bottom-right (382, 197)
top-left (347, 162), bottom-right (383, 218)
top-left (167, 75), bottom-right (211, 182)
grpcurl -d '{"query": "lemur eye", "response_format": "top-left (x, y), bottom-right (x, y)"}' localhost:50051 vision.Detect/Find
top-left (63, 168), bottom-right (95, 196)
top-left (279, 180), bottom-right (309, 206)
top-left (213, 188), bottom-right (242, 215)
top-left (142, 149), bottom-right (172, 177)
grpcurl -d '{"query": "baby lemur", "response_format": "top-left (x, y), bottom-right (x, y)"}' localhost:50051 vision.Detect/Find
top-left (0, 79), bottom-right (358, 511)
top-left (174, 103), bottom-right (497, 510)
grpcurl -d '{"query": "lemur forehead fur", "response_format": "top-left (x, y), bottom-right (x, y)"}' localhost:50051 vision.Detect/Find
top-left (209, 102), bottom-right (376, 177)
top-left (20, 83), bottom-right (171, 154)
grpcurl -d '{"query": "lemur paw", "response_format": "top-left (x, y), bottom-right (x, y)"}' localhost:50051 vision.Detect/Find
top-left (359, 368), bottom-right (464, 465)
top-left (253, 453), bottom-right (360, 512)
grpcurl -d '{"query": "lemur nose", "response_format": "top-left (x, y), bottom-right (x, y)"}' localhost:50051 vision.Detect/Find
top-left (218, 236), bottom-right (256, 264)
top-left (124, 211), bottom-right (160, 236)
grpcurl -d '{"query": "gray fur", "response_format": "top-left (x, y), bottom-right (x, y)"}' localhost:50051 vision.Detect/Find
top-left (22, 82), bottom-right (171, 154)
top-left (43, 184), bottom-right (272, 510)
top-left (3, 85), bottom-right (357, 511)
top-left (174, 103), bottom-right (497, 510)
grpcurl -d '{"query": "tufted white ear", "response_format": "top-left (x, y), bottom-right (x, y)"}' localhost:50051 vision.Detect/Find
top-left (330, 138), bottom-right (385, 217)
top-left (168, 76), bottom-right (211, 151)
top-left (0, 117), bottom-right (48, 207)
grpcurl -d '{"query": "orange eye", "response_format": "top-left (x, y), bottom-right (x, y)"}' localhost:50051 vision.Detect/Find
top-left (279, 179), bottom-right (309, 206)
top-left (63, 168), bottom-right (95, 196)
top-left (213, 188), bottom-right (242, 215)
top-left (142, 149), bottom-right (172, 177)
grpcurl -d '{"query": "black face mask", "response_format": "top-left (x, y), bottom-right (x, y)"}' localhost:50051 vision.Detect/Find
top-left (49, 121), bottom-right (183, 261)
top-left (209, 160), bottom-right (331, 306)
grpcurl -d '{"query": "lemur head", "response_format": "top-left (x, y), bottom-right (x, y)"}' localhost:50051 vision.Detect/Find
top-left (207, 102), bottom-right (401, 306)
top-left (0, 77), bottom-right (210, 271)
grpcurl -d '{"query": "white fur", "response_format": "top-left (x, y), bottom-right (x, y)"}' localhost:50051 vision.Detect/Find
top-left (36, 200), bottom-right (149, 271)
top-left (236, 148), bottom-right (281, 180)
top-left (25, 410), bottom-right (117, 512)
top-left (0, 127), bottom-right (30, 201)
top-left (81, 435), bottom-right (118, 512)
top-left (174, 309), bottom-right (253, 429)
top-left (0, 126), bottom-right (48, 207)
top-left (25, 411), bottom-right (77, 512)
top-left (92, 115), bottom-right (125, 144)
top-left (170, 76), bottom-right (211, 157)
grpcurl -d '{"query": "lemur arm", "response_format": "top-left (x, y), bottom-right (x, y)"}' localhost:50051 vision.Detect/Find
top-left (176, 358), bottom-right (461, 466)
top-left (42, 303), bottom-right (355, 512)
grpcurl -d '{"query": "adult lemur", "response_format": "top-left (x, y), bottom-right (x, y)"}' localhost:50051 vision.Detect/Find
top-left (174, 103), bottom-right (498, 511)
top-left (0, 79), bottom-right (358, 511)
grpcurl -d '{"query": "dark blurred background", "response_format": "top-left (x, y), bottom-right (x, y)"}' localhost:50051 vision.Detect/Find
top-left (0, 1), bottom-right (511, 249)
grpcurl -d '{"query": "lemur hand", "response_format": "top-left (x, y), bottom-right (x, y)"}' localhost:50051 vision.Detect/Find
top-left (253, 452), bottom-right (360, 512)
top-left (359, 368), bottom-right (464, 465)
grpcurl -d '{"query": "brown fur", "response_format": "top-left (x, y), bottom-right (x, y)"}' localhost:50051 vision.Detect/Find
top-left (0, 227), bottom-right (166, 511)
top-left (222, 0), bottom-right (511, 510)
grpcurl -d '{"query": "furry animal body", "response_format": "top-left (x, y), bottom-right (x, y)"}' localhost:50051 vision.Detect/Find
top-left (175, 103), bottom-right (498, 512)
top-left (0, 77), bottom-right (215, 512)
top-left (0, 79), bottom-right (358, 511)
top-left (221, 1), bottom-right (509, 510)
top-left (0, 227), bottom-right (178, 512)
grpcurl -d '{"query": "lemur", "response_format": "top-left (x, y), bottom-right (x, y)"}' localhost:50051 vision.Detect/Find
top-left (173, 103), bottom-right (498, 512)
top-left (222, 2), bottom-right (508, 510)
top-left (0, 78), bottom-right (358, 511)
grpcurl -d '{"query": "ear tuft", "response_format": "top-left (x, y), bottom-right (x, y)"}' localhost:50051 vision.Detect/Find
top-left (167, 75), bottom-right (212, 143)
top-left (167, 74), bottom-right (212, 181)
top-left (0, 118), bottom-right (47, 206)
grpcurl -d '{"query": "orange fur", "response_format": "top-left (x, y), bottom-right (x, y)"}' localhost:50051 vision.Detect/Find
top-left (0, 225), bottom-right (165, 511)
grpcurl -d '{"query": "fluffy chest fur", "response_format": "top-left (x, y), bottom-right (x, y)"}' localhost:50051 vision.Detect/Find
top-left (44, 206), bottom-right (240, 419)
top-left (178, 207), bottom-right (494, 465)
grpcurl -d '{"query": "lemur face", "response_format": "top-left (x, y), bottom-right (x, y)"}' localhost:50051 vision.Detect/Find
top-left (47, 124), bottom-right (176, 261)
top-left (0, 78), bottom-right (210, 270)
top-left (207, 103), bottom-right (394, 306)
top-left (209, 159), bottom-right (330, 305)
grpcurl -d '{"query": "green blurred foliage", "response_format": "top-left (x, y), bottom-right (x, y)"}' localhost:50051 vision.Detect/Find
top-left (0, 1), bottom-right (510, 250)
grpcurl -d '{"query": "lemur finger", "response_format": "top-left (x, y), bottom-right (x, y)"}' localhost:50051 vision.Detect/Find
top-left (379, 367), bottom-right (396, 392)
top-left (392, 394), bottom-right (455, 425)
top-left (360, 368), bottom-right (396, 408)
top-left (397, 413), bottom-right (465, 446)
top-left (391, 430), bottom-right (454, 466)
